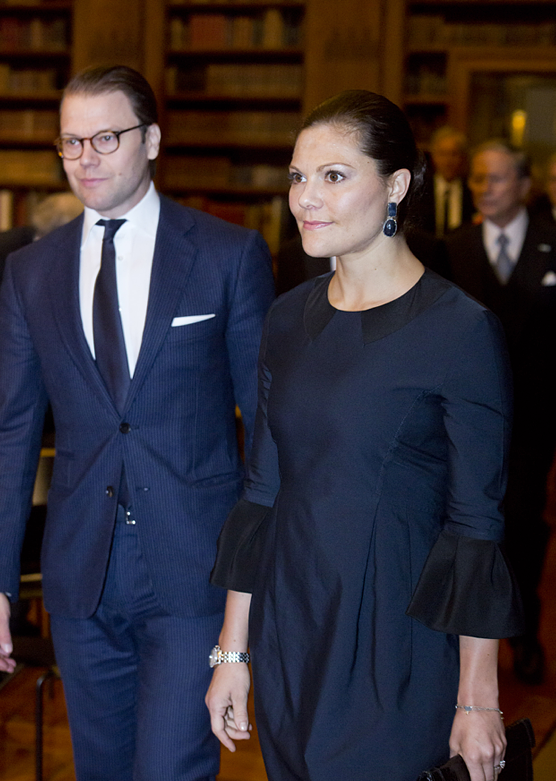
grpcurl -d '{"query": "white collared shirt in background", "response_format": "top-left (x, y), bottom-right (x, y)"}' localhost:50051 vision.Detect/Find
top-left (79, 181), bottom-right (160, 377)
top-left (434, 175), bottom-right (463, 233)
top-left (482, 208), bottom-right (528, 272)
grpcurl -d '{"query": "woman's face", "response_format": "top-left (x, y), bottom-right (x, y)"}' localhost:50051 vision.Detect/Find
top-left (288, 123), bottom-right (391, 260)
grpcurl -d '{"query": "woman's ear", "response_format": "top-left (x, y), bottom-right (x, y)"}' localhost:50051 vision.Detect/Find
top-left (388, 168), bottom-right (411, 205)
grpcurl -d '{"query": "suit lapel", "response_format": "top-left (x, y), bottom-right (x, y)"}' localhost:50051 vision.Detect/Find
top-left (48, 215), bottom-right (117, 411)
top-left (457, 226), bottom-right (493, 299)
top-left (49, 200), bottom-right (197, 415)
top-left (125, 198), bottom-right (196, 409)
top-left (504, 220), bottom-right (553, 335)
top-left (511, 222), bottom-right (551, 292)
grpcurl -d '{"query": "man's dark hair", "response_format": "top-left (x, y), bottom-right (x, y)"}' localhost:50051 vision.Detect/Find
top-left (63, 65), bottom-right (158, 128)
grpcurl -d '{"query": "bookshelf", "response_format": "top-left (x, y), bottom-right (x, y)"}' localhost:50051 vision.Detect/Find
top-left (158, 1), bottom-right (305, 251)
top-left (0, 1), bottom-right (72, 227)
top-left (403, 1), bottom-right (556, 147)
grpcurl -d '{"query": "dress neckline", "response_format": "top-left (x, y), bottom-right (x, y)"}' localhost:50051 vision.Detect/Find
top-left (303, 268), bottom-right (452, 344)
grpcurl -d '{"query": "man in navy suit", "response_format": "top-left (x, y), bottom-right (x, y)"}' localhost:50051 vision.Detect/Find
top-left (445, 140), bottom-right (556, 685)
top-left (0, 66), bottom-right (274, 780)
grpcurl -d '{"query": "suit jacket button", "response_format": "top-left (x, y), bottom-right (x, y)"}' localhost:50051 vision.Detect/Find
top-left (106, 486), bottom-right (114, 497)
top-left (119, 422), bottom-right (131, 434)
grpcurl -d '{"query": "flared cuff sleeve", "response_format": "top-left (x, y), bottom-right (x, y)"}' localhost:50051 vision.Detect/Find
top-left (406, 529), bottom-right (524, 638)
top-left (210, 498), bottom-right (271, 593)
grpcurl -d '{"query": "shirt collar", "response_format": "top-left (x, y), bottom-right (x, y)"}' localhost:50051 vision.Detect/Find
top-left (81, 181), bottom-right (160, 247)
top-left (483, 208), bottom-right (528, 258)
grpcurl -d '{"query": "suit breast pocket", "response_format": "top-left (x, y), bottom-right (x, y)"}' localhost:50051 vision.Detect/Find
top-left (169, 314), bottom-right (219, 342)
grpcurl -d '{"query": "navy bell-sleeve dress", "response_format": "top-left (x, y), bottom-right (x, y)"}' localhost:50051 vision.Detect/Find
top-left (212, 269), bottom-right (523, 781)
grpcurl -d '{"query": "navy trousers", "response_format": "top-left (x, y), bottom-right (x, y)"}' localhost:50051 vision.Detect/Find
top-left (50, 508), bottom-right (223, 781)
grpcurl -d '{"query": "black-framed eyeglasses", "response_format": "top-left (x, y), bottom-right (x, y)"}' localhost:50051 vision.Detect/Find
top-left (54, 124), bottom-right (147, 160)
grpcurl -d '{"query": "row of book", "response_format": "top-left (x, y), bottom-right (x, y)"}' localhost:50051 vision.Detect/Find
top-left (176, 193), bottom-right (288, 254)
top-left (408, 16), bottom-right (556, 49)
top-left (0, 16), bottom-right (68, 50)
top-left (0, 188), bottom-right (12, 230)
top-left (0, 150), bottom-right (63, 185)
top-left (165, 110), bottom-right (299, 145)
top-left (0, 109), bottom-right (58, 139)
top-left (163, 154), bottom-right (288, 192)
top-left (169, 0), bottom-right (300, 5)
top-left (0, 65), bottom-right (62, 94)
top-left (406, 111), bottom-right (447, 147)
top-left (169, 8), bottom-right (302, 50)
top-left (166, 63), bottom-right (303, 97)
top-left (169, 0), bottom-right (304, 7)
top-left (405, 64), bottom-right (447, 97)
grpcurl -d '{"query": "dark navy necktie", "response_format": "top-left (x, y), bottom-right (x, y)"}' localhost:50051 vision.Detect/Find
top-left (93, 219), bottom-right (129, 412)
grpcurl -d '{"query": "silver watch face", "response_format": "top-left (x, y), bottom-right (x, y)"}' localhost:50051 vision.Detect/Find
top-left (209, 645), bottom-right (221, 668)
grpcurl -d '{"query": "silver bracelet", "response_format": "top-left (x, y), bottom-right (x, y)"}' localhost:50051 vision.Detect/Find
top-left (456, 704), bottom-right (503, 718)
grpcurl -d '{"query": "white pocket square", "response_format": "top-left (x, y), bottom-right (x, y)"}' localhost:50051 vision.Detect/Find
top-left (172, 314), bottom-right (215, 326)
top-left (541, 271), bottom-right (556, 287)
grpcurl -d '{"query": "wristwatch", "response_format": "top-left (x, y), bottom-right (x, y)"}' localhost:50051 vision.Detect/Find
top-left (209, 644), bottom-right (250, 668)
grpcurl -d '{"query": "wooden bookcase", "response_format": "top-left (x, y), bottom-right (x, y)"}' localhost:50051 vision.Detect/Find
top-left (147, 0), bottom-right (393, 250)
top-left (0, 1), bottom-right (73, 228)
top-left (402, 0), bottom-right (556, 147)
top-left (152, 1), bottom-right (306, 252)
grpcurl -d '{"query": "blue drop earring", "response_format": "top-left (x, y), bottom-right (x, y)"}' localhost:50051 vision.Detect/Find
top-left (383, 202), bottom-right (398, 237)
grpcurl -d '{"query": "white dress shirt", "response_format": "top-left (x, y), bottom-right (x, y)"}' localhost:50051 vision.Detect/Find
top-left (434, 175), bottom-right (463, 234)
top-left (79, 182), bottom-right (160, 377)
top-left (482, 208), bottom-right (528, 272)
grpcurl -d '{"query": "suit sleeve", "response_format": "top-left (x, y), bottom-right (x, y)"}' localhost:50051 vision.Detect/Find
top-left (407, 309), bottom-right (524, 638)
top-left (225, 229), bottom-right (274, 461)
top-left (0, 256), bottom-right (49, 599)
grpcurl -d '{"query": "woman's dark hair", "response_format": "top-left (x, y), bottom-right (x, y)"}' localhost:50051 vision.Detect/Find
top-left (63, 65), bottom-right (158, 128)
top-left (300, 90), bottom-right (425, 231)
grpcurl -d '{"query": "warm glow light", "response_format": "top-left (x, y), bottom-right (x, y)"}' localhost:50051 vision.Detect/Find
top-left (511, 110), bottom-right (527, 147)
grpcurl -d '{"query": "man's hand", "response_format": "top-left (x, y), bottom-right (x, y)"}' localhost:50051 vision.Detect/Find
top-left (0, 593), bottom-right (15, 674)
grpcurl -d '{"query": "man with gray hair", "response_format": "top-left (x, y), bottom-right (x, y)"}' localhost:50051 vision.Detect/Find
top-left (445, 139), bottom-right (556, 684)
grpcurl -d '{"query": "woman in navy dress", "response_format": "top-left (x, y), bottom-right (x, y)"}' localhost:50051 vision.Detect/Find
top-left (206, 91), bottom-right (522, 781)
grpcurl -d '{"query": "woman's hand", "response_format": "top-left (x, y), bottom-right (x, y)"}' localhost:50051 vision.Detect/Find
top-left (453, 636), bottom-right (505, 781)
top-left (205, 661), bottom-right (252, 752)
top-left (449, 708), bottom-right (506, 781)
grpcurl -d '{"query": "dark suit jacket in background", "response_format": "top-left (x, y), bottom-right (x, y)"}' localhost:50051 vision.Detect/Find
top-left (419, 173), bottom-right (475, 236)
top-left (445, 217), bottom-right (556, 434)
top-left (0, 195), bottom-right (275, 619)
top-left (0, 225), bottom-right (35, 281)
top-left (445, 217), bottom-right (556, 637)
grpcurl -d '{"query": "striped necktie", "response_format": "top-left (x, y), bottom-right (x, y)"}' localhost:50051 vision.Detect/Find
top-left (494, 233), bottom-right (513, 284)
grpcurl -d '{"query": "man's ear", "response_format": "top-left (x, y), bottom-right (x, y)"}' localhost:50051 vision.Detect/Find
top-left (146, 123), bottom-right (161, 160)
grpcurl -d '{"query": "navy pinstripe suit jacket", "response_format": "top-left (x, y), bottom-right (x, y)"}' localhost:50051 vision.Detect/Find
top-left (0, 194), bottom-right (274, 619)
